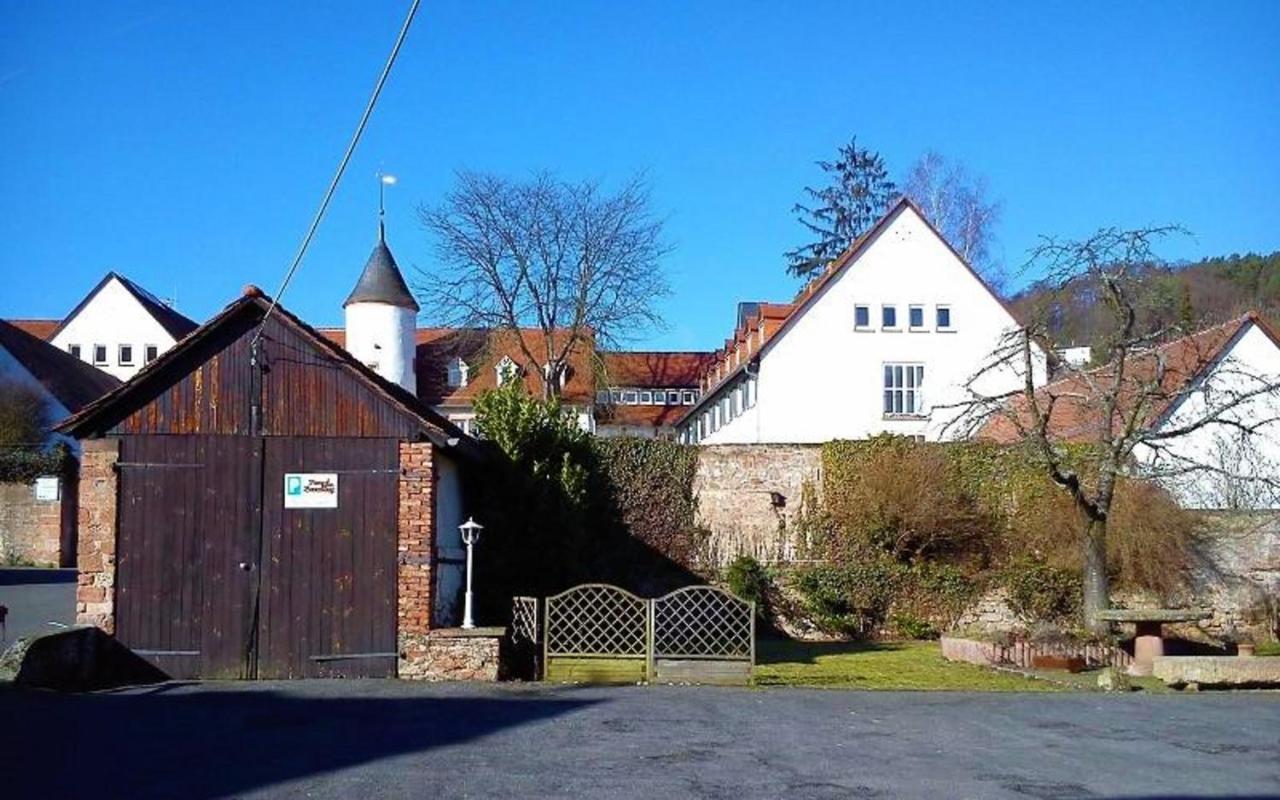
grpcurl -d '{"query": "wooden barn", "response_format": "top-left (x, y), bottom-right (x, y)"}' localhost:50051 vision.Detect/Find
top-left (56, 286), bottom-right (486, 680)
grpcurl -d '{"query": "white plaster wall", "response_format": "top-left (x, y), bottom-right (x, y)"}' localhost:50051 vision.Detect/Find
top-left (50, 277), bottom-right (178, 381)
top-left (344, 302), bottom-right (417, 394)
top-left (703, 206), bottom-right (1043, 444)
top-left (1135, 323), bottom-right (1280, 509)
top-left (432, 451), bottom-right (466, 626)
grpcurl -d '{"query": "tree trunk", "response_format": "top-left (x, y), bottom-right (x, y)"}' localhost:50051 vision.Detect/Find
top-left (1081, 517), bottom-right (1110, 636)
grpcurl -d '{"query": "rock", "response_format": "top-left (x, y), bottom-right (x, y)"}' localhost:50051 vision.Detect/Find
top-left (1097, 667), bottom-right (1131, 692)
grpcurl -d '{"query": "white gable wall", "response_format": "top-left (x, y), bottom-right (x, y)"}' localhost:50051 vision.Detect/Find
top-left (1135, 322), bottom-right (1280, 509)
top-left (50, 277), bottom-right (178, 381)
top-left (701, 206), bottom-right (1042, 444)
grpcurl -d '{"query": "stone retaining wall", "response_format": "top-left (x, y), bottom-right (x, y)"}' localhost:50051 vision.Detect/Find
top-left (0, 480), bottom-right (64, 567)
top-left (399, 628), bottom-right (507, 681)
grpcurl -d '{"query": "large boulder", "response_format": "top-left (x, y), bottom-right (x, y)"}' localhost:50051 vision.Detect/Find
top-left (0, 626), bottom-right (168, 691)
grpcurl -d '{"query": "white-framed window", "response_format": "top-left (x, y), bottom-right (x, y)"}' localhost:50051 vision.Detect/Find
top-left (683, 390), bottom-right (696, 405)
top-left (936, 305), bottom-right (953, 330)
top-left (854, 305), bottom-right (871, 329)
top-left (653, 390), bottom-right (667, 404)
top-left (118, 345), bottom-right (134, 366)
top-left (908, 305), bottom-right (925, 330)
top-left (495, 356), bottom-right (518, 385)
top-left (448, 357), bottom-right (470, 388)
top-left (882, 305), bottom-right (898, 329)
top-left (68, 344), bottom-right (81, 359)
top-left (611, 389), bottom-right (622, 404)
top-left (746, 375), bottom-right (757, 408)
top-left (144, 344), bottom-right (159, 364)
top-left (730, 386), bottom-right (740, 416)
top-left (596, 390), bottom-right (611, 404)
top-left (92, 344), bottom-right (107, 365)
top-left (640, 390), bottom-right (653, 404)
top-left (883, 363), bottom-right (925, 416)
top-left (623, 389), bottom-right (638, 404)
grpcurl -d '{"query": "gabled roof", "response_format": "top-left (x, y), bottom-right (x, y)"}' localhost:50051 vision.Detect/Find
top-left (56, 287), bottom-right (479, 459)
top-left (49, 271), bottom-right (199, 341)
top-left (675, 197), bottom-right (1013, 428)
top-left (979, 312), bottom-right (1280, 444)
top-left (343, 234), bottom-right (420, 311)
top-left (599, 351), bottom-right (715, 388)
top-left (4, 319), bottom-right (60, 340)
top-left (0, 320), bottom-right (121, 412)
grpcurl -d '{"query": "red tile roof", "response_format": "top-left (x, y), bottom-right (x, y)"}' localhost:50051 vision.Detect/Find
top-left (4, 319), bottom-right (60, 340)
top-left (595, 403), bottom-right (691, 429)
top-left (600, 351), bottom-right (715, 387)
top-left (979, 312), bottom-right (1280, 444)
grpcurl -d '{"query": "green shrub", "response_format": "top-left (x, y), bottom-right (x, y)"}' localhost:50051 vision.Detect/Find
top-left (791, 557), bottom-right (906, 635)
top-left (723, 555), bottom-right (770, 609)
top-left (1002, 559), bottom-right (1082, 623)
top-left (890, 613), bottom-right (939, 640)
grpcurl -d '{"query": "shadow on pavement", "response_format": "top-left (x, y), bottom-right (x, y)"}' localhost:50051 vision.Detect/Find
top-left (0, 568), bottom-right (77, 586)
top-left (0, 683), bottom-right (598, 799)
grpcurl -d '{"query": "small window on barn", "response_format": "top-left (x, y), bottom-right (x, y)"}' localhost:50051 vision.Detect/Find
top-left (144, 344), bottom-right (159, 364)
top-left (68, 344), bottom-right (82, 359)
top-left (448, 357), bottom-right (469, 388)
top-left (118, 345), bottom-right (134, 366)
top-left (93, 345), bottom-right (107, 365)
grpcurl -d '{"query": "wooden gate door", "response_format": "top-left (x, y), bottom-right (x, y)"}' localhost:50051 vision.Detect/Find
top-left (256, 437), bottom-right (399, 678)
top-left (116, 435), bottom-right (262, 680)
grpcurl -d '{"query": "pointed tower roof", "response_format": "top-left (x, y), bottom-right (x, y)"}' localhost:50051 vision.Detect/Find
top-left (343, 227), bottom-right (420, 311)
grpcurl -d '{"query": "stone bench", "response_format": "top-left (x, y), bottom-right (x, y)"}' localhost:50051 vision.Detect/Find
top-left (1095, 609), bottom-right (1211, 676)
top-left (1153, 656), bottom-right (1280, 689)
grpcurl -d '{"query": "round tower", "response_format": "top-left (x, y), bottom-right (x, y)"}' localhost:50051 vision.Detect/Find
top-left (343, 225), bottom-right (419, 393)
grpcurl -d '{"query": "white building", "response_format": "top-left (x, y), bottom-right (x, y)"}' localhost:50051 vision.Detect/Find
top-left (678, 198), bottom-right (1046, 444)
top-left (29, 272), bottom-right (199, 382)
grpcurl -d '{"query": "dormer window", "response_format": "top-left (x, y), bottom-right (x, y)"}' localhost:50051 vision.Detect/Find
top-left (495, 356), bottom-right (518, 385)
top-left (447, 357), bottom-right (470, 389)
top-left (542, 361), bottom-right (569, 390)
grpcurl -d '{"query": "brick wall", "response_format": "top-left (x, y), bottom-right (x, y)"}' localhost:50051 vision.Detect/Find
top-left (693, 444), bottom-right (823, 566)
top-left (397, 441), bottom-right (436, 676)
top-left (76, 439), bottom-right (119, 632)
top-left (0, 480), bottom-right (64, 566)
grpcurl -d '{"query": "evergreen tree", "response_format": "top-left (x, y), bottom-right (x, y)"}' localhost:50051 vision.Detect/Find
top-left (786, 138), bottom-right (898, 279)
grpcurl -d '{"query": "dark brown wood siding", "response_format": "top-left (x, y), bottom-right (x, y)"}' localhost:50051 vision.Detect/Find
top-left (109, 314), bottom-right (422, 439)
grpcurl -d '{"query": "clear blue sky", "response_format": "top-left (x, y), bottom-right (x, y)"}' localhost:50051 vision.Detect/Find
top-left (2, 2), bottom-right (1277, 351)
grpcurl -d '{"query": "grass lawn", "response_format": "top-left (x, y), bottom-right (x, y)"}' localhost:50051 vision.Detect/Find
top-left (754, 639), bottom-right (1064, 691)
top-left (1256, 641), bottom-right (1280, 657)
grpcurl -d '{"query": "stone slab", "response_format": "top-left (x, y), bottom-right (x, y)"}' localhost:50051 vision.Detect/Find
top-left (1152, 655), bottom-right (1280, 687)
top-left (1095, 609), bottom-right (1211, 623)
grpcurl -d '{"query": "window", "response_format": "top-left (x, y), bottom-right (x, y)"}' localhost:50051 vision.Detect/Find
top-left (854, 305), bottom-right (870, 329)
top-left (610, 389), bottom-right (622, 404)
top-left (92, 345), bottom-right (107, 365)
top-left (448, 357), bottom-right (470, 388)
top-left (68, 344), bottom-right (81, 359)
top-left (495, 356), bottom-right (518, 385)
top-left (746, 375), bottom-right (757, 408)
top-left (144, 344), bottom-right (159, 364)
top-left (909, 305), bottom-right (925, 329)
top-left (597, 390), bottom-right (611, 404)
top-left (683, 390), bottom-right (696, 405)
top-left (640, 390), bottom-right (653, 404)
top-left (622, 390), bottom-right (638, 404)
top-left (883, 363), bottom-right (925, 416)
top-left (653, 390), bottom-right (667, 404)
top-left (731, 386), bottom-right (741, 416)
top-left (882, 305), bottom-right (898, 329)
top-left (118, 345), bottom-right (134, 365)
top-left (936, 305), bottom-right (953, 330)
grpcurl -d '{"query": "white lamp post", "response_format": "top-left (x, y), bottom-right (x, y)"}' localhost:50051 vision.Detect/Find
top-left (459, 517), bottom-right (483, 629)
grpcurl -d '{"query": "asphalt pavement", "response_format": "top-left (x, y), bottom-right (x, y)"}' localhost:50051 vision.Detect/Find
top-left (2, 679), bottom-right (1277, 799)
top-left (0, 568), bottom-right (76, 645)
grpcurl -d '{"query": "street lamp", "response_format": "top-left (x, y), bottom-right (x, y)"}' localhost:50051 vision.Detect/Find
top-left (459, 517), bottom-right (483, 629)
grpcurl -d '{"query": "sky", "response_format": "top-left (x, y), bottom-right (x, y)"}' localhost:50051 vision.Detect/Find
top-left (2, 1), bottom-right (1278, 351)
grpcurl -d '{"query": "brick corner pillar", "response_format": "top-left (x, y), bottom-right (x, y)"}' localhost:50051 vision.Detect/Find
top-left (76, 438), bottom-right (120, 633)
top-left (397, 441), bottom-right (437, 679)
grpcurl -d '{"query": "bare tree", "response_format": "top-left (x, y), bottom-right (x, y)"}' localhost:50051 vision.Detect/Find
top-left (902, 151), bottom-right (1004, 291)
top-left (0, 377), bottom-right (50, 450)
top-left (418, 171), bottom-right (670, 399)
top-left (948, 226), bottom-right (1280, 633)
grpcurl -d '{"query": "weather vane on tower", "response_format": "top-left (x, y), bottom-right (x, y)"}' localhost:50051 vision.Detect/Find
top-left (377, 169), bottom-right (397, 241)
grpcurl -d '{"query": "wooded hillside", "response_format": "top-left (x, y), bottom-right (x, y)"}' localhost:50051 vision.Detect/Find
top-left (1009, 251), bottom-right (1280, 352)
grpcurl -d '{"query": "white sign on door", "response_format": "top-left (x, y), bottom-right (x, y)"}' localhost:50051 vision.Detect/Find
top-left (283, 473), bottom-right (339, 509)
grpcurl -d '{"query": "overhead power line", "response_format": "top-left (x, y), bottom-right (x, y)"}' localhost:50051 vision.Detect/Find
top-left (253, 0), bottom-right (422, 345)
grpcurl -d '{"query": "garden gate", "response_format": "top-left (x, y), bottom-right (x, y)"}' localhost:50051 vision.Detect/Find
top-left (540, 583), bottom-right (754, 685)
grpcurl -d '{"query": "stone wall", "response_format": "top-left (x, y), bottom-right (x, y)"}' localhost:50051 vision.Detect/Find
top-left (397, 442), bottom-right (436, 671)
top-left (398, 628), bottom-right (507, 681)
top-left (76, 439), bottom-right (118, 633)
top-left (0, 480), bottom-right (64, 567)
top-left (1188, 511), bottom-right (1280, 639)
top-left (693, 444), bottom-right (822, 566)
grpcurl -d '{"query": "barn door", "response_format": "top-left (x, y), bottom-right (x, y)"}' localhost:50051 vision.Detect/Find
top-left (256, 437), bottom-right (400, 678)
top-left (116, 435), bottom-right (262, 679)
